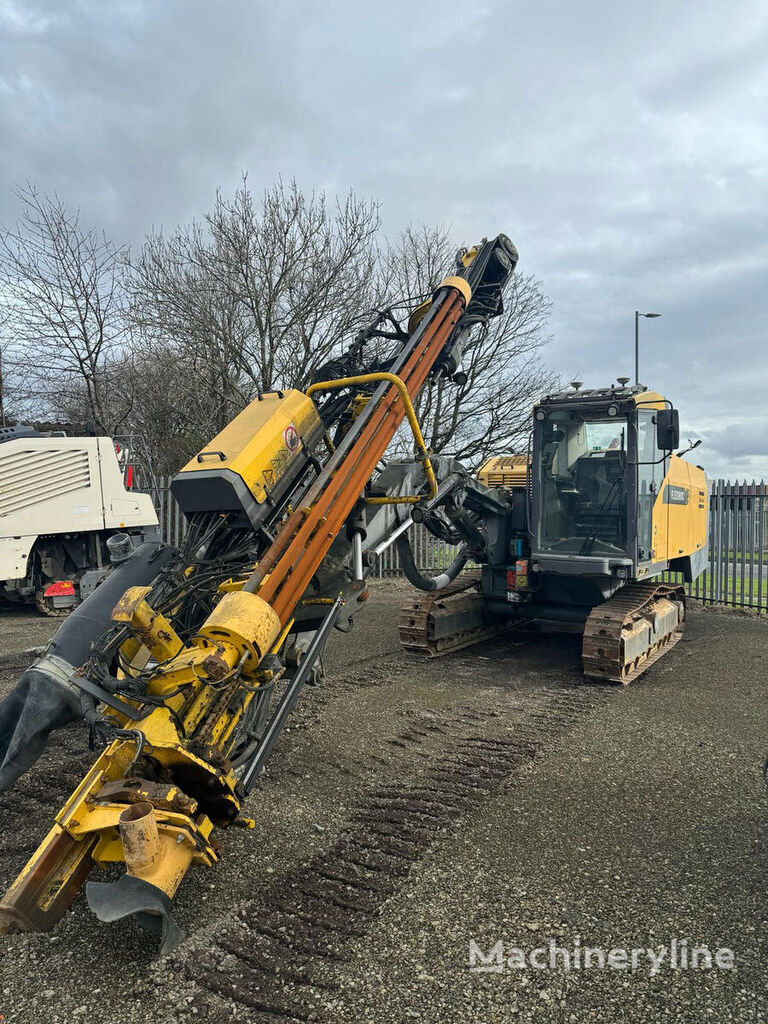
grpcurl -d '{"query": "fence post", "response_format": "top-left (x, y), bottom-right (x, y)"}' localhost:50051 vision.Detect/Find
top-left (758, 482), bottom-right (765, 611)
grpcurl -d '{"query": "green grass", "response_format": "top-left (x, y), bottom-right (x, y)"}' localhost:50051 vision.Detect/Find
top-left (724, 549), bottom-right (768, 564)
top-left (664, 570), bottom-right (767, 609)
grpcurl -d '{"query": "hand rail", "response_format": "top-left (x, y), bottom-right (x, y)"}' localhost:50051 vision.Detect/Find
top-left (306, 371), bottom-right (438, 505)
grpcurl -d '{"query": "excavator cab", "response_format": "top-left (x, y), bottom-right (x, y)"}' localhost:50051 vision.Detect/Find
top-left (536, 409), bottom-right (629, 559)
top-left (530, 382), bottom-right (706, 590)
top-left (531, 386), bottom-right (639, 589)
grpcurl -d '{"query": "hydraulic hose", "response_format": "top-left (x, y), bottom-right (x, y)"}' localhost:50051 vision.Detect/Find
top-left (395, 533), bottom-right (467, 592)
top-left (0, 540), bottom-right (176, 792)
top-left (47, 541), bottom-right (176, 669)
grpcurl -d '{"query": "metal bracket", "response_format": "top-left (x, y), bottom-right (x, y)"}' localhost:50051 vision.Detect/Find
top-left (240, 594), bottom-right (344, 793)
top-left (71, 674), bottom-right (155, 721)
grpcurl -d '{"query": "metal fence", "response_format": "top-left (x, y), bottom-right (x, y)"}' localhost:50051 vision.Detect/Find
top-left (147, 477), bottom-right (768, 612)
top-left (663, 480), bottom-right (768, 611)
top-left (153, 477), bottom-right (188, 549)
top-left (374, 523), bottom-right (461, 577)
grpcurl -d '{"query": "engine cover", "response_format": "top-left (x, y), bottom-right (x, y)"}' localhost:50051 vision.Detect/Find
top-left (171, 390), bottom-right (323, 528)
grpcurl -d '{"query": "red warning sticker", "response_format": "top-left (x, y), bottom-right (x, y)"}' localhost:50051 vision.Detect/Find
top-left (283, 423), bottom-right (301, 453)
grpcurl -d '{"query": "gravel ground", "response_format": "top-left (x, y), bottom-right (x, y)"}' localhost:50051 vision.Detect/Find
top-left (0, 583), bottom-right (765, 1023)
top-left (0, 606), bottom-right (59, 660)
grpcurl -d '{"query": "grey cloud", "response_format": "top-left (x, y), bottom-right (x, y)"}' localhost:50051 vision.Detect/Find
top-left (0, 0), bottom-right (765, 482)
top-left (703, 422), bottom-right (768, 461)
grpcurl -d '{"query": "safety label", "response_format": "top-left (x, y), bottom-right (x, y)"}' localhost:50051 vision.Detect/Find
top-left (283, 424), bottom-right (301, 453)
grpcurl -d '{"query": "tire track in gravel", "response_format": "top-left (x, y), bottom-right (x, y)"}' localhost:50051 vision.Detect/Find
top-left (155, 682), bottom-right (614, 1024)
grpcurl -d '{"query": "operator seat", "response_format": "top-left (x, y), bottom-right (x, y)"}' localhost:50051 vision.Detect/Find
top-left (574, 451), bottom-right (624, 507)
top-left (573, 451), bottom-right (626, 547)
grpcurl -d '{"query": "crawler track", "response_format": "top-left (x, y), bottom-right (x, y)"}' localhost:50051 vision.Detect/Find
top-left (401, 575), bottom-right (687, 685)
top-left (158, 684), bottom-right (612, 1024)
top-left (399, 571), bottom-right (511, 656)
top-left (582, 581), bottom-right (686, 683)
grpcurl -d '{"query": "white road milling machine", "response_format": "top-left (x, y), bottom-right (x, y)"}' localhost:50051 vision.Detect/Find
top-left (0, 426), bottom-right (158, 614)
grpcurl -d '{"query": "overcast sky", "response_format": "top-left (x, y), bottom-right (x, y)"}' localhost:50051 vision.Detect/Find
top-left (1, 0), bottom-right (765, 479)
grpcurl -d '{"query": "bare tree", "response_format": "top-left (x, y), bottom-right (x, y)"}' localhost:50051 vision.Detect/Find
top-left (45, 336), bottom-right (224, 478)
top-left (130, 178), bottom-right (383, 435)
top-left (0, 300), bottom-right (13, 426)
top-left (126, 211), bottom-right (554, 473)
top-left (0, 186), bottom-right (132, 433)
top-left (1, 179), bottom-right (555, 480)
top-left (384, 225), bottom-right (556, 467)
top-left (118, 344), bottom-right (235, 478)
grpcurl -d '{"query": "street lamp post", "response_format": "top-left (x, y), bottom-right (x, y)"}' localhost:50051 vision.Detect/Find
top-left (634, 310), bottom-right (661, 384)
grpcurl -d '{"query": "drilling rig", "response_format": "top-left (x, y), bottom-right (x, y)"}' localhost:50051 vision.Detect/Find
top-left (0, 234), bottom-right (519, 951)
top-left (0, 232), bottom-right (707, 952)
top-left (397, 381), bottom-right (708, 681)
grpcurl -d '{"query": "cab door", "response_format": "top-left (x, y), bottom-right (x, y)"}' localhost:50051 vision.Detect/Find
top-left (636, 411), bottom-right (665, 563)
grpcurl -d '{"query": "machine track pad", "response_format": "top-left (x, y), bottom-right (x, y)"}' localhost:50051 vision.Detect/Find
top-left (86, 875), bottom-right (185, 955)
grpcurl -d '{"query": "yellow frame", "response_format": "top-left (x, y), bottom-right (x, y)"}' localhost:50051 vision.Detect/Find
top-left (306, 372), bottom-right (438, 505)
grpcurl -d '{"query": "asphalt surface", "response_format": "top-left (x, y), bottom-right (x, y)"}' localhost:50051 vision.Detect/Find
top-left (0, 585), bottom-right (765, 1023)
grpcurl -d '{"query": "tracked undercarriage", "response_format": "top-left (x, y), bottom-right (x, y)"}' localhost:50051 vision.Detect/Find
top-left (399, 577), bottom-right (686, 684)
top-left (399, 570), bottom-right (511, 656)
top-left (582, 581), bottom-right (686, 683)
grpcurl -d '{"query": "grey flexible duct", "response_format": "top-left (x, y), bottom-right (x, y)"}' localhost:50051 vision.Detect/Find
top-left (395, 533), bottom-right (467, 592)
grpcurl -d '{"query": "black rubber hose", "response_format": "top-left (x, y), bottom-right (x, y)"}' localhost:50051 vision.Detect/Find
top-left (47, 541), bottom-right (177, 669)
top-left (395, 533), bottom-right (467, 592)
top-left (0, 540), bottom-right (177, 792)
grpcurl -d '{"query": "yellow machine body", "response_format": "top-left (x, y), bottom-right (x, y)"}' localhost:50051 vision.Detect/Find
top-left (171, 389), bottom-right (323, 525)
top-left (400, 383), bottom-right (709, 681)
top-left (477, 454), bottom-right (529, 490)
top-left (632, 389), bottom-right (667, 411)
top-left (633, 390), bottom-right (708, 572)
top-left (650, 455), bottom-right (708, 566)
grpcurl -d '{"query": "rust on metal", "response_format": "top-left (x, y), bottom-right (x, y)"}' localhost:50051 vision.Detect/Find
top-left (200, 650), bottom-right (230, 680)
top-left (582, 581), bottom-right (686, 683)
top-left (399, 571), bottom-right (512, 656)
top-left (96, 778), bottom-right (197, 815)
top-left (0, 828), bottom-right (97, 935)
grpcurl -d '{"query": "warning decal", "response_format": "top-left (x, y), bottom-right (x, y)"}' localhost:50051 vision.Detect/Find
top-left (283, 423), bottom-right (301, 453)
